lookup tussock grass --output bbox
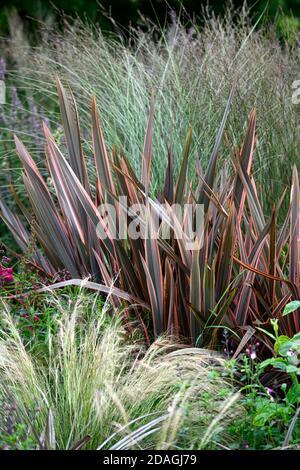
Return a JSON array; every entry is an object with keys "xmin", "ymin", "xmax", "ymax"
[{"xmin": 0, "ymin": 291, "xmax": 242, "ymax": 450}]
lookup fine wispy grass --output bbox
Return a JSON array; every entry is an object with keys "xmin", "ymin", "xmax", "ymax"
[
  {"xmin": 0, "ymin": 290, "xmax": 242, "ymax": 450},
  {"xmin": 4, "ymin": 4, "xmax": 300, "ymax": 213}
]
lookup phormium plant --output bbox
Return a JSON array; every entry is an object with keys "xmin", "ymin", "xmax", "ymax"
[{"xmin": 0, "ymin": 79, "xmax": 299, "ymax": 350}]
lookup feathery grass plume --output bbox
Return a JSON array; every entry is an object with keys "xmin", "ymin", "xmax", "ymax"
[
  {"xmin": 5, "ymin": 4, "xmax": 300, "ymax": 213},
  {"xmin": 0, "ymin": 292, "xmax": 242, "ymax": 450}
]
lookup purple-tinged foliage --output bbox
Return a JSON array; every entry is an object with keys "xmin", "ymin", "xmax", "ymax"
[{"xmin": 0, "ymin": 79, "xmax": 299, "ymax": 351}]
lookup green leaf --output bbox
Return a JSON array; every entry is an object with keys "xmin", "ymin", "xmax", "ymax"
[
  {"xmin": 278, "ymin": 363, "xmax": 298, "ymax": 373},
  {"xmin": 274, "ymin": 335, "xmax": 290, "ymax": 355},
  {"xmin": 259, "ymin": 357, "xmax": 286, "ymax": 370},
  {"xmin": 256, "ymin": 327, "xmax": 276, "ymax": 342},
  {"xmin": 258, "ymin": 358, "xmax": 299, "ymax": 374},
  {"xmin": 278, "ymin": 337, "xmax": 300, "ymax": 356},
  {"xmin": 270, "ymin": 318, "xmax": 279, "ymax": 337},
  {"xmin": 285, "ymin": 365, "xmax": 300, "ymax": 374},
  {"xmin": 283, "ymin": 301, "xmax": 300, "ymax": 316}
]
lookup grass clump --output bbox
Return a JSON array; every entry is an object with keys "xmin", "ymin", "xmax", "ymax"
[
  {"xmin": 5, "ymin": 5, "xmax": 300, "ymax": 212},
  {"xmin": 0, "ymin": 290, "xmax": 242, "ymax": 450}
]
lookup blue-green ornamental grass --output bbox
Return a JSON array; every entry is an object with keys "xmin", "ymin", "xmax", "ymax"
[{"xmin": 3, "ymin": 6, "xmax": 300, "ymax": 215}]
